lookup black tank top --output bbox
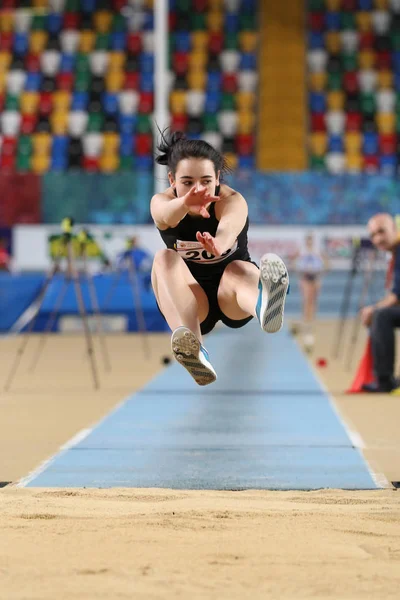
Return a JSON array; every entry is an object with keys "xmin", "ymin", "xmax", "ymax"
[{"xmin": 158, "ymin": 189, "xmax": 251, "ymax": 279}]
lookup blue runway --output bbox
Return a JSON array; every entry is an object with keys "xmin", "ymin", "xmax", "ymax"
[{"xmin": 23, "ymin": 323, "xmax": 381, "ymax": 489}]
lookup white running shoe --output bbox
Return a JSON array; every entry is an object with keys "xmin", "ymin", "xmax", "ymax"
[
  {"xmin": 171, "ymin": 326, "xmax": 217, "ymax": 386},
  {"xmin": 256, "ymin": 253, "xmax": 289, "ymax": 333}
]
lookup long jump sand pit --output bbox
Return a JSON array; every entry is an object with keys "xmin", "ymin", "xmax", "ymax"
[
  {"xmin": 1, "ymin": 323, "xmax": 400, "ymax": 598},
  {"xmin": 1, "ymin": 487, "xmax": 399, "ymax": 599}
]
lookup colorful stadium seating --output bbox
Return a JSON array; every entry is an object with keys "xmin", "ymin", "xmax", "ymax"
[
  {"xmin": 308, "ymin": 0, "xmax": 400, "ymax": 174},
  {"xmin": 0, "ymin": 0, "xmax": 257, "ymax": 173}
]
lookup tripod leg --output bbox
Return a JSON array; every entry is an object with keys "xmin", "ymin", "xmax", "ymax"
[
  {"xmin": 3, "ymin": 262, "xmax": 59, "ymax": 391},
  {"xmin": 29, "ymin": 277, "xmax": 69, "ymax": 372},
  {"xmin": 67, "ymin": 242, "xmax": 100, "ymax": 389},
  {"xmin": 127, "ymin": 256, "xmax": 151, "ymax": 359},
  {"xmin": 345, "ymin": 250, "xmax": 375, "ymax": 370},
  {"xmin": 83, "ymin": 253, "xmax": 111, "ymax": 372},
  {"xmin": 332, "ymin": 264, "xmax": 356, "ymax": 359}
]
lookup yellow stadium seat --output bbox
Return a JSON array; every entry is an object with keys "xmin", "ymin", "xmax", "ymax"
[
  {"xmin": 237, "ymin": 111, "xmax": 256, "ymax": 135},
  {"xmin": 20, "ymin": 91, "xmax": 39, "ymax": 114},
  {"xmin": 108, "ymin": 51, "xmax": 125, "ymax": 71},
  {"xmin": 378, "ymin": 69, "xmax": 393, "ymax": 89},
  {"xmin": 33, "ymin": 0, "xmax": 48, "ymax": 7},
  {"xmin": 191, "ymin": 31, "xmax": 209, "ymax": 51},
  {"xmin": 32, "ymin": 132, "xmax": 52, "ymax": 154},
  {"xmin": 170, "ymin": 90, "xmax": 187, "ymax": 114},
  {"xmin": 327, "ymin": 90, "xmax": 345, "ymax": 110},
  {"xmin": 0, "ymin": 71, "xmax": 6, "ymax": 93},
  {"xmin": 0, "ymin": 11, "xmax": 14, "ymax": 32},
  {"xmin": 310, "ymin": 132, "xmax": 327, "ymax": 157},
  {"xmin": 207, "ymin": 10, "xmax": 224, "ymax": 32},
  {"xmin": 31, "ymin": 153, "xmax": 50, "ymax": 174},
  {"xmin": 105, "ymin": 70, "xmax": 124, "ymax": 92},
  {"xmin": 100, "ymin": 152, "xmax": 119, "ymax": 173},
  {"xmin": 346, "ymin": 152, "xmax": 363, "ymax": 173},
  {"xmin": 188, "ymin": 51, "xmax": 208, "ymax": 71},
  {"xmin": 209, "ymin": 0, "xmax": 224, "ymax": 7},
  {"xmin": 103, "ymin": 132, "xmax": 120, "ymax": 153},
  {"xmin": 325, "ymin": 32, "xmax": 340, "ymax": 55},
  {"xmin": 376, "ymin": 112, "xmax": 396, "ymax": 133},
  {"xmin": 79, "ymin": 30, "xmax": 95, "ymax": 53},
  {"xmin": 0, "ymin": 51, "xmax": 11, "ymax": 71},
  {"xmin": 326, "ymin": 0, "xmax": 341, "ymax": 9},
  {"xmin": 30, "ymin": 31, "xmax": 48, "ymax": 54},
  {"xmin": 224, "ymin": 152, "xmax": 238, "ymax": 171},
  {"xmin": 187, "ymin": 69, "xmax": 206, "ymax": 90},
  {"xmin": 145, "ymin": 0, "xmax": 154, "ymax": 7},
  {"xmin": 239, "ymin": 32, "xmax": 258, "ymax": 53},
  {"xmin": 94, "ymin": 11, "xmax": 112, "ymax": 33},
  {"xmin": 356, "ymin": 12, "xmax": 372, "ymax": 32},
  {"xmin": 309, "ymin": 72, "xmax": 327, "ymax": 92},
  {"xmin": 50, "ymin": 110, "xmax": 68, "ymax": 135},
  {"xmin": 359, "ymin": 50, "xmax": 376, "ymax": 69},
  {"xmin": 374, "ymin": 0, "xmax": 388, "ymax": 8},
  {"xmin": 345, "ymin": 132, "xmax": 362, "ymax": 153},
  {"xmin": 236, "ymin": 91, "xmax": 256, "ymax": 111},
  {"xmin": 52, "ymin": 91, "xmax": 71, "ymax": 112}
]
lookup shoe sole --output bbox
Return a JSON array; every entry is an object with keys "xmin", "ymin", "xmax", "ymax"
[
  {"xmin": 258, "ymin": 253, "xmax": 289, "ymax": 333},
  {"xmin": 171, "ymin": 327, "xmax": 217, "ymax": 386}
]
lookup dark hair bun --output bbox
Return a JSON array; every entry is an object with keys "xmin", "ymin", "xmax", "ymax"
[{"xmin": 155, "ymin": 129, "xmax": 186, "ymax": 166}]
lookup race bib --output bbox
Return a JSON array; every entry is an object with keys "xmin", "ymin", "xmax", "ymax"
[{"xmin": 176, "ymin": 239, "xmax": 238, "ymax": 264}]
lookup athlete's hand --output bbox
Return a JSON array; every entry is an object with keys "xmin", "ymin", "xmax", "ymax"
[
  {"xmin": 196, "ymin": 231, "xmax": 222, "ymax": 257},
  {"xmin": 360, "ymin": 305, "xmax": 375, "ymax": 327},
  {"xmin": 182, "ymin": 186, "xmax": 220, "ymax": 218}
]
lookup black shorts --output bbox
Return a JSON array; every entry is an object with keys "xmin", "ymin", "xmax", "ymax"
[
  {"xmin": 156, "ymin": 260, "xmax": 258, "ymax": 336},
  {"xmin": 301, "ymin": 273, "xmax": 319, "ymax": 283}
]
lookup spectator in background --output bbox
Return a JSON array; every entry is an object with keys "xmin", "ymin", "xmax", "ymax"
[
  {"xmin": 361, "ymin": 213, "xmax": 400, "ymax": 392},
  {"xmin": 116, "ymin": 236, "xmax": 153, "ymax": 289},
  {"xmin": 293, "ymin": 232, "xmax": 328, "ymax": 352},
  {"xmin": 0, "ymin": 237, "xmax": 10, "ymax": 272}
]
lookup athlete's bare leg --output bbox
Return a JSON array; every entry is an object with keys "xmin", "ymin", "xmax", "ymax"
[
  {"xmin": 218, "ymin": 255, "xmax": 289, "ymax": 333},
  {"xmin": 217, "ymin": 260, "xmax": 260, "ymax": 320},
  {"xmin": 151, "ymin": 249, "xmax": 209, "ymax": 341}
]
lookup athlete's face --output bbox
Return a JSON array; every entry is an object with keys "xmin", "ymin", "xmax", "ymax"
[{"xmin": 169, "ymin": 158, "xmax": 220, "ymax": 200}]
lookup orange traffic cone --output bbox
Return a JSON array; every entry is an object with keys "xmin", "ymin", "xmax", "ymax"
[{"xmin": 346, "ymin": 337, "xmax": 375, "ymax": 393}]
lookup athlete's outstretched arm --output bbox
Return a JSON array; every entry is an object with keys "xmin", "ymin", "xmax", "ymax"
[{"xmin": 151, "ymin": 186, "xmax": 220, "ymax": 229}]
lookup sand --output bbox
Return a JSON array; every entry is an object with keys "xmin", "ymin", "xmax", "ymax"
[
  {"xmin": 1, "ymin": 323, "xmax": 400, "ymax": 599},
  {"xmin": 1, "ymin": 488, "xmax": 399, "ymax": 599}
]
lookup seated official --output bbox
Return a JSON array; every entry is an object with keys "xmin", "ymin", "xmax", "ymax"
[{"xmin": 361, "ymin": 213, "xmax": 400, "ymax": 393}]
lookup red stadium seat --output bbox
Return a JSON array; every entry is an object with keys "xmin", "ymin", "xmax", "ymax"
[
  {"xmin": 364, "ymin": 155, "xmax": 379, "ymax": 173},
  {"xmin": 376, "ymin": 51, "xmax": 392, "ymax": 70},
  {"xmin": 25, "ymin": 53, "xmax": 41, "ymax": 72},
  {"xmin": 343, "ymin": 71, "xmax": 359, "ymax": 94},
  {"xmin": 360, "ymin": 31, "xmax": 375, "ymax": 50},
  {"xmin": 21, "ymin": 114, "xmax": 38, "ymax": 135},
  {"xmin": 209, "ymin": 32, "xmax": 224, "ymax": 55},
  {"xmin": 171, "ymin": 113, "xmax": 188, "ymax": 131},
  {"xmin": 0, "ymin": 154, "xmax": 16, "ymax": 170},
  {"xmin": 136, "ymin": 133, "xmax": 152, "ymax": 156},
  {"xmin": 309, "ymin": 12, "xmax": 325, "ymax": 31},
  {"xmin": 346, "ymin": 111, "xmax": 362, "ymax": 131},
  {"xmin": 222, "ymin": 73, "xmax": 238, "ymax": 94},
  {"xmin": 311, "ymin": 113, "xmax": 326, "ymax": 132},
  {"xmin": 0, "ymin": 32, "xmax": 13, "ymax": 51},
  {"xmin": 82, "ymin": 156, "xmax": 100, "ymax": 171},
  {"xmin": 124, "ymin": 71, "xmax": 140, "ymax": 90},
  {"xmin": 127, "ymin": 33, "xmax": 142, "ymax": 54},
  {"xmin": 63, "ymin": 12, "xmax": 81, "ymax": 29},
  {"xmin": 139, "ymin": 91, "xmax": 154, "ymax": 113},
  {"xmin": 57, "ymin": 72, "xmax": 75, "ymax": 91},
  {"xmin": 235, "ymin": 133, "xmax": 254, "ymax": 156},
  {"xmin": 39, "ymin": 92, "xmax": 53, "ymax": 117},
  {"xmin": 379, "ymin": 133, "xmax": 396, "ymax": 154},
  {"xmin": 172, "ymin": 51, "xmax": 189, "ymax": 76}
]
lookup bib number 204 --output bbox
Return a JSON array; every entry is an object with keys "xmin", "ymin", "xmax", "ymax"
[{"xmin": 185, "ymin": 248, "xmax": 231, "ymax": 261}]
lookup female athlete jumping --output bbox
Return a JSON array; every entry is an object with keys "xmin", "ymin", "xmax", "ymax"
[{"xmin": 150, "ymin": 131, "xmax": 289, "ymax": 385}]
